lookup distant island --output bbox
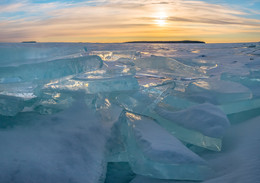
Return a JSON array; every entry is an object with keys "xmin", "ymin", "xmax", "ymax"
[
  {"xmin": 125, "ymin": 41, "xmax": 205, "ymax": 44},
  {"xmin": 21, "ymin": 41, "xmax": 37, "ymax": 43}
]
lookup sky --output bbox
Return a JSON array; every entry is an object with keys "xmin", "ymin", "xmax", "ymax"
[{"xmin": 0, "ymin": 0, "xmax": 259, "ymax": 43}]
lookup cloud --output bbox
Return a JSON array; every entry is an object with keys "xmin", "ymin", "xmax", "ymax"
[{"xmin": 0, "ymin": 0, "xmax": 259, "ymax": 42}]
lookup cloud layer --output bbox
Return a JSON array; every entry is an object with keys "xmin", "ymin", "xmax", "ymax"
[{"xmin": 0, "ymin": 0, "xmax": 259, "ymax": 43}]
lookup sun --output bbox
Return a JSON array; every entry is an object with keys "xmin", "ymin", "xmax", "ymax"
[{"xmin": 153, "ymin": 13, "xmax": 168, "ymax": 26}]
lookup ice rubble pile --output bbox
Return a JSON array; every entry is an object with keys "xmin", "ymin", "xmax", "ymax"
[{"xmin": 0, "ymin": 43, "xmax": 259, "ymax": 182}]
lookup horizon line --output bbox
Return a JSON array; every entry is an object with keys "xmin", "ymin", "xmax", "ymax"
[{"xmin": 0, "ymin": 40, "xmax": 259, "ymax": 44}]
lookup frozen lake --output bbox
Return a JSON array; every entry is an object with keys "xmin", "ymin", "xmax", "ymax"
[{"xmin": 0, "ymin": 42, "xmax": 259, "ymax": 183}]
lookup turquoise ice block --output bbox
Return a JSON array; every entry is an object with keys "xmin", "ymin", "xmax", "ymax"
[{"xmin": 120, "ymin": 111, "xmax": 210, "ymax": 180}]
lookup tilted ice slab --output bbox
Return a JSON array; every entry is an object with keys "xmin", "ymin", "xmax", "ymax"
[
  {"xmin": 153, "ymin": 103, "xmax": 230, "ymax": 151},
  {"xmin": 133, "ymin": 56, "xmax": 205, "ymax": 79},
  {"xmin": 33, "ymin": 92, "xmax": 74, "ymax": 115},
  {"xmin": 0, "ymin": 95, "xmax": 25, "ymax": 116},
  {"xmin": 120, "ymin": 111, "xmax": 210, "ymax": 180},
  {"xmin": 116, "ymin": 83, "xmax": 174, "ymax": 116},
  {"xmin": 0, "ymin": 53, "xmax": 102, "ymax": 115},
  {"xmin": 159, "ymin": 94, "xmax": 197, "ymax": 111},
  {"xmin": 160, "ymin": 93, "xmax": 260, "ymax": 116},
  {"xmin": 0, "ymin": 55, "xmax": 102, "ymax": 83},
  {"xmin": 135, "ymin": 74, "xmax": 174, "ymax": 89},
  {"xmin": 218, "ymin": 98, "xmax": 260, "ymax": 115},
  {"xmin": 185, "ymin": 79, "xmax": 252, "ymax": 104},
  {"xmin": 0, "ymin": 43, "xmax": 88, "ymax": 67},
  {"xmin": 116, "ymin": 92, "xmax": 154, "ymax": 116},
  {"xmin": 85, "ymin": 94, "xmax": 123, "ymax": 126},
  {"xmin": 0, "ymin": 82, "xmax": 38, "ymax": 99},
  {"xmin": 43, "ymin": 75, "xmax": 139, "ymax": 94},
  {"xmin": 106, "ymin": 119, "xmax": 128, "ymax": 163},
  {"xmin": 116, "ymin": 74, "xmax": 175, "ymax": 115},
  {"xmin": 111, "ymin": 78, "xmax": 175, "ymax": 162},
  {"xmin": 84, "ymin": 94, "xmax": 126, "ymax": 163},
  {"xmin": 0, "ymin": 54, "xmax": 102, "ymax": 116},
  {"xmin": 0, "ymin": 82, "xmax": 38, "ymax": 116},
  {"xmin": 0, "ymin": 82, "xmax": 76, "ymax": 116}
]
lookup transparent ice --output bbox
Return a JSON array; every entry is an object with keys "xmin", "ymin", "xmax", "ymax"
[{"xmin": 0, "ymin": 42, "xmax": 259, "ymax": 183}]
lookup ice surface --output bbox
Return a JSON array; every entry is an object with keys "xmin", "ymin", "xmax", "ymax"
[
  {"xmin": 120, "ymin": 111, "xmax": 210, "ymax": 180},
  {"xmin": 185, "ymin": 79, "xmax": 252, "ymax": 104}
]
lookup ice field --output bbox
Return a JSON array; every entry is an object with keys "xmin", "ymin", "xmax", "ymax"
[{"xmin": 0, "ymin": 42, "xmax": 259, "ymax": 183}]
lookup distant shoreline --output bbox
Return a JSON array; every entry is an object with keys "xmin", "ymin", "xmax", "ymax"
[
  {"xmin": 21, "ymin": 41, "xmax": 37, "ymax": 43},
  {"xmin": 125, "ymin": 41, "xmax": 205, "ymax": 44}
]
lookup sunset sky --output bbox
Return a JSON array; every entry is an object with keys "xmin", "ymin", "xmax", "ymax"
[{"xmin": 0, "ymin": 0, "xmax": 259, "ymax": 43}]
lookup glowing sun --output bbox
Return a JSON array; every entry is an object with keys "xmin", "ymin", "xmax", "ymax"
[{"xmin": 154, "ymin": 14, "xmax": 168, "ymax": 26}]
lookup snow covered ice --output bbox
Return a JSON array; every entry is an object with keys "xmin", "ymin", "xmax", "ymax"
[{"xmin": 0, "ymin": 42, "xmax": 260, "ymax": 183}]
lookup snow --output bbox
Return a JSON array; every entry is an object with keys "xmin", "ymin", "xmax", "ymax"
[{"xmin": 0, "ymin": 99, "xmax": 109, "ymax": 183}]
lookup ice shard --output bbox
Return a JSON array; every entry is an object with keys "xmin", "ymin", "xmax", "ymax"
[
  {"xmin": 0, "ymin": 55, "xmax": 103, "ymax": 83},
  {"xmin": 0, "ymin": 82, "xmax": 38, "ymax": 116},
  {"xmin": 0, "ymin": 82, "xmax": 38, "ymax": 99},
  {"xmin": 159, "ymin": 94, "xmax": 197, "ymax": 111},
  {"xmin": 33, "ymin": 92, "xmax": 74, "ymax": 115},
  {"xmin": 221, "ymin": 72, "xmax": 260, "ymax": 98},
  {"xmin": 185, "ymin": 79, "xmax": 252, "ymax": 104},
  {"xmin": 106, "ymin": 120, "xmax": 128, "ymax": 163},
  {"xmin": 0, "ymin": 43, "xmax": 88, "ymax": 67},
  {"xmin": 153, "ymin": 103, "xmax": 230, "ymax": 151},
  {"xmin": 219, "ymin": 98, "xmax": 260, "ymax": 115},
  {"xmin": 120, "ymin": 111, "xmax": 210, "ymax": 180},
  {"xmin": 89, "ymin": 50, "xmax": 141, "ymax": 61},
  {"xmin": 0, "ymin": 95, "xmax": 25, "ymax": 116},
  {"xmin": 116, "ymin": 74, "xmax": 175, "ymax": 115},
  {"xmin": 43, "ymin": 75, "xmax": 139, "ymax": 94},
  {"xmin": 133, "ymin": 56, "xmax": 205, "ymax": 79}
]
